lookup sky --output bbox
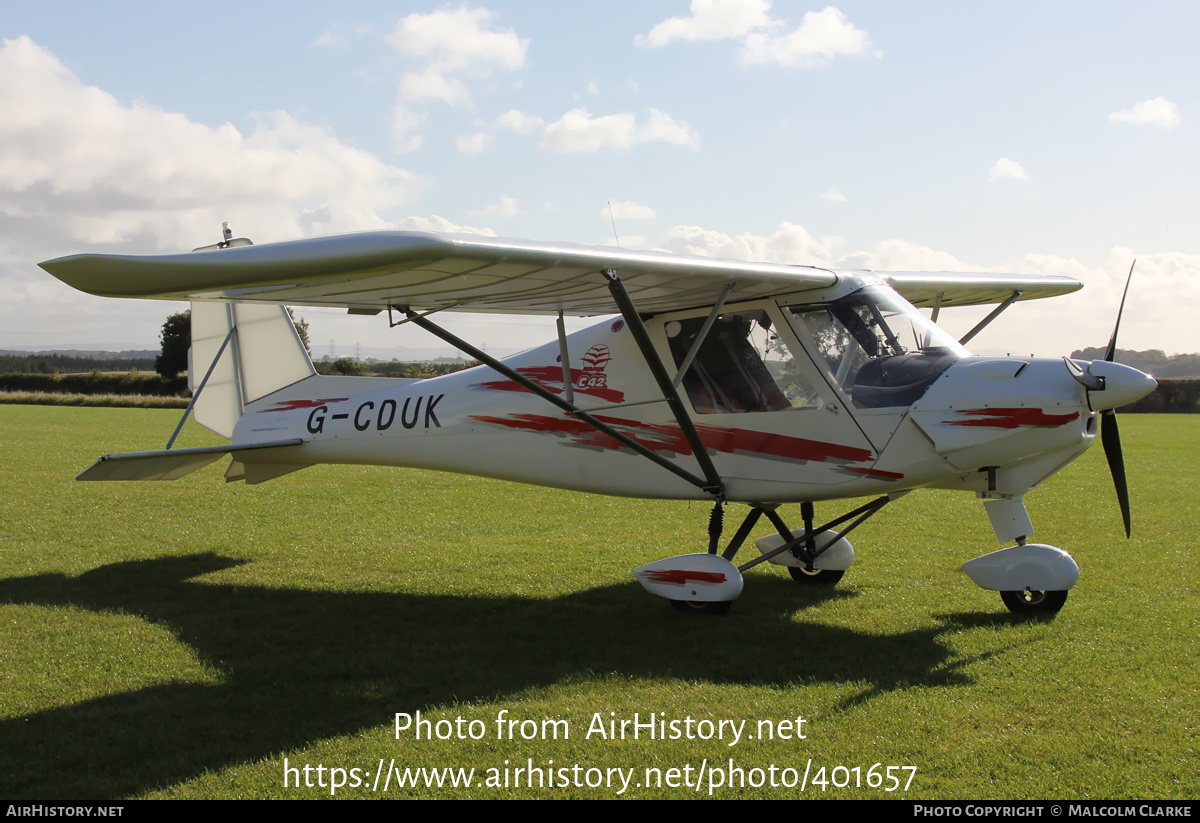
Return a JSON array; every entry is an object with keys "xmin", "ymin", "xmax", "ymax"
[{"xmin": 2, "ymin": 1, "xmax": 1197, "ymax": 361}]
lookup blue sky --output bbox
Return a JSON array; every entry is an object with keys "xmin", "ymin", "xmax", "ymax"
[{"xmin": 2, "ymin": 2, "xmax": 1196, "ymax": 360}]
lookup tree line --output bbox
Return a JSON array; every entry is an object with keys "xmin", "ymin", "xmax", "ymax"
[{"xmin": 0, "ymin": 353, "xmax": 157, "ymax": 374}]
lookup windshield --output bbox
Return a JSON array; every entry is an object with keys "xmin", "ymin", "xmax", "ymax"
[{"xmin": 787, "ymin": 287, "xmax": 968, "ymax": 409}]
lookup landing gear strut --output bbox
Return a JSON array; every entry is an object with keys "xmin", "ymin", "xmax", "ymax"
[{"xmin": 636, "ymin": 494, "xmax": 902, "ymax": 614}]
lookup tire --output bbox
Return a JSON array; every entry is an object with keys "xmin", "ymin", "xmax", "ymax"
[
  {"xmin": 670, "ymin": 599, "xmax": 732, "ymax": 615},
  {"xmin": 1000, "ymin": 589, "xmax": 1068, "ymax": 614},
  {"xmin": 788, "ymin": 566, "xmax": 845, "ymax": 585}
]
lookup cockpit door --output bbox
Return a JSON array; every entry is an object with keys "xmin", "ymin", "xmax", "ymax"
[
  {"xmin": 655, "ymin": 302, "xmax": 879, "ymax": 495},
  {"xmin": 780, "ymin": 285, "xmax": 970, "ymax": 452}
]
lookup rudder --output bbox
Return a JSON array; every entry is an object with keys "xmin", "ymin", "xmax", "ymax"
[{"xmin": 190, "ymin": 302, "xmax": 316, "ymax": 438}]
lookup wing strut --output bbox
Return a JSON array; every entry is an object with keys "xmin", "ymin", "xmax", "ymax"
[
  {"xmin": 556, "ymin": 310, "xmax": 574, "ymax": 405},
  {"xmin": 958, "ymin": 290, "xmax": 1022, "ymax": 346},
  {"xmin": 601, "ymin": 269, "xmax": 724, "ymax": 497},
  {"xmin": 672, "ymin": 282, "xmax": 735, "ymax": 388},
  {"xmin": 398, "ymin": 306, "xmax": 718, "ymax": 495}
]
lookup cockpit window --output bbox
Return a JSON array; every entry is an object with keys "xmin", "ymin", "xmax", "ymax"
[
  {"xmin": 666, "ymin": 310, "xmax": 824, "ymax": 414},
  {"xmin": 787, "ymin": 287, "xmax": 968, "ymax": 409}
]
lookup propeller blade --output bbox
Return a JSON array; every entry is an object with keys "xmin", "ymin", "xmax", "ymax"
[
  {"xmin": 1100, "ymin": 408, "xmax": 1131, "ymax": 538},
  {"xmin": 1104, "ymin": 260, "xmax": 1135, "ymax": 363}
]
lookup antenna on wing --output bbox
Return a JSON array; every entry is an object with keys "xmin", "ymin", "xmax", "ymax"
[
  {"xmin": 192, "ymin": 221, "xmax": 252, "ymax": 252},
  {"xmin": 607, "ymin": 201, "xmax": 621, "ymax": 248}
]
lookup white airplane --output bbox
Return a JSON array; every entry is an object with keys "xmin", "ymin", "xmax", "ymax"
[{"xmin": 39, "ymin": 230, "xmax": 1156, "ymax": 615}]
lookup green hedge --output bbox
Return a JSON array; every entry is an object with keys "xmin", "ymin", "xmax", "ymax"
[{"xmin": 0, "ymin": 372, "xmax": 189, "ymax": 397}]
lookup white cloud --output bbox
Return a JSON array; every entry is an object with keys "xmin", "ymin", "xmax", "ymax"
[
  {"xmin": 494, "ymin": 108, "xmax": 544, "ymax": 134},
  {"xmin": 834, "ymin": 239, "xmax": 996, "ymax": 272},
  {"xmin": 603, "ymin": 201, "xmax": 657, "ymax": 220},
  {"xmin": 1108, "ymin": 97, "xmax": 1181, "ymax": 129},
  {"xmin": 638, "ymin": 109, "xmax": 701, "ymax": 147},
  {"xmin": 468, "ymin": 195, "xmax": 519, "ymax": 218},
  {"xmin": 456, "ymin": 133, "xmax": 492, "ymax": 154},
  {"xmin": 386, "ymin": 7, "xmax": 529, "ymax": 149},
  {"xmin": 0, "ymin": 36, "xmax": 422, "ymax": 255},
  {"xmin": 636, "ymin": 0, "xmax": 773, "ymax": 47},
  {"xmin": 399, "ymin": 71, "xmax": 472, "ymax": 106},
  {"xmin": 987, "ymin": 157, "xmax": 1030, "ymax": 183},
  {"xmin": 820, "ymin": 187, "xmax": 847, "ymax": 202},
  {"xmin": 387, "ymin": 7, "xmax": 527, "ymax": 75},
  {"xmin": 541, "ymin": 108, "xmax": 698, "ymax": 152},
  {"xmin": 585, "ymin": 81, "xmax": 600, "ymax": 96},
  {"xmin": 542, "ymin": 110, "xmax": 636, "ymax": 152},
  {"xmin": 660, "ymin": 222, "xmax": 834, "ymax": 266},
  {"xmin": 740, "ymin": 7, "xmax": 872, "ymax": 68},
  {"xmin": 638, "ymin": 3, "xmax": 872, "ymax": 70},
  {"xmin": 393, "ymin": 215, "xmax": 497, "ymax": 236},
  {"xmin": 391, "ymin": 104, "xmax": 426, "ymax": 152}
]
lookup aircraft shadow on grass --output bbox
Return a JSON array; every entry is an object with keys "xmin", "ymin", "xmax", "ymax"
[{"xmin": 1, "ymin": 553, "xmax": 1011, "ymax": 798}]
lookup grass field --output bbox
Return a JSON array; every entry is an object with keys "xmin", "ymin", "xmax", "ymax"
[{"xmin": 1, "ymin": 405, "xmax": 1195, "ymax": 799}]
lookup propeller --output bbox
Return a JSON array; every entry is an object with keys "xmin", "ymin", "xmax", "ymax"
[
  {"xmin": 1098, "ymin": 262, "xmax": 1135, "ymax": 538},
  {"xmin": 1064, "ymin": 261, "xmax": 1142, "ymax": 537}
]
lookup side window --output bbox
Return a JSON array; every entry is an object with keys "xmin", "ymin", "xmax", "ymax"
[{"xmin": 665, "ymin": 310, "xmax": 824, "ymax": 414}]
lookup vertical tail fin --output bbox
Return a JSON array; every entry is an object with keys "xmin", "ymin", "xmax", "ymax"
[{"xmin": 189, "ymin": 303, "xmax": 316, "ymax": 438}]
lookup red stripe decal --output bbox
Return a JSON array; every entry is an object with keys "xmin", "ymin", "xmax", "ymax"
[
  {"xmin": 642, "ymin": 570, "xmax": 727, "ymax": 585},
  {"xmin": 946, "ymin": 408, "xmax": 1080, "ymax": 429},
  {"xmin": 840, "ymin": 466, "xmax": 905, "ymax": 480},
  {"xmin": 260, "ymin": 397, "xmax": 349, "ymax": 412},
  {"xmin": 476, "ymin": 366, "xmax": 625, "ymax": 403},
  {"xmin": 468, "ymin": 413, "xmax": 879, "ymax": 468}
]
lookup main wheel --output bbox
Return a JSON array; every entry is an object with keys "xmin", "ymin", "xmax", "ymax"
[
  {"xmin": 1000, "ymin": 589, "xmax": 1067, "ymax": 614},
  {"xmin": 788, "ymin": 566, "xmax": 845, "ymax": 585},
  {"xmin": 670, "ymin": 599, "xmax": 732, "ymax": 615}
]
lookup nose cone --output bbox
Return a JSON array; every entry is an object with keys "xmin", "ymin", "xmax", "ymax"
[{"xmin": 1086, "ymin": 360, "xmax": 1157, "ymax": 411}]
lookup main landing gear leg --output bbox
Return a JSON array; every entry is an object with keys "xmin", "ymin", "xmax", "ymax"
[
  {"xmin": 635, "ymin": 495, "xmax": 900, "ymax": 615},
  {"xmin": 735, "ymin": 495, "xmax": 896, "ymax": 585}
]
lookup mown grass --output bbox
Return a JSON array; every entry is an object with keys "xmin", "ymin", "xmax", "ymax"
[
  {"xmin": 0, "ymin": 391, "xmax": 189, "ymax": 408},
  {"xmin": 0, "ymin": 406, "xmax": 1195, "ymax": 799}
]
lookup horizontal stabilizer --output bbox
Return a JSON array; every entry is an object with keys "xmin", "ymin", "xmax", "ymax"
[{"xmin": 77, "ymin": 439, "xmax": 304, "ymax": 481}]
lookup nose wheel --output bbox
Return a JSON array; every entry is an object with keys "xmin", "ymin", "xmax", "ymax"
[
  {"xmin": 788, "ymin": 566, "xmax": 845, "ymax": 585},
  {"xmin": 1000, "ymin": 589, "xmax": 1068, "ymax": 614},
  {"xmin": 670, "ymin": 599, "xmax": 732, "ymax": 615}
]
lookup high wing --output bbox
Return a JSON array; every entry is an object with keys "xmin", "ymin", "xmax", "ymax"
[
  {"xmin": 39, "ymin": 230, "xmax": 1080, "ymax": 314},
  {"xmin": 879, "ymin": 271, "xmax": 1080, "ymax": 308}
]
